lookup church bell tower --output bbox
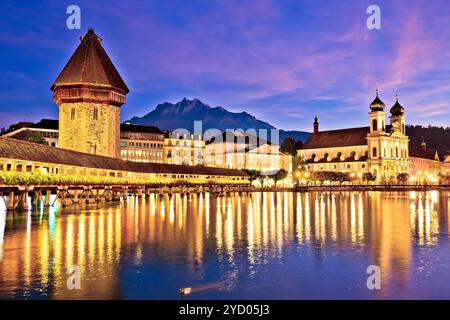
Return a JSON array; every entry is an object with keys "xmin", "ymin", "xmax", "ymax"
[{"xmin": 51, "ymin": 29, "xmax": 129, "ymax": 158}]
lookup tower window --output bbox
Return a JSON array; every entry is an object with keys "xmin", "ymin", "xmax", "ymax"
[
  {"xmin": 71, "ymin": 108, "xmax": 76, "ymax": 120},
  {"xmin": 372, "ymin": 147, "xmax": 377, "ymax": 158},
  {"xmin": 93, "ymin": 107, "xmax": 99, "ymax": 120},
  {"xmin": 372, "ymin": 119, "xmax": 378, "ymax": 131}
]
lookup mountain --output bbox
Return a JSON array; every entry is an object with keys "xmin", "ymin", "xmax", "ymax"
[{"xmin": 128, "ymin": 98, "xmax": 311, "ymax": 142}]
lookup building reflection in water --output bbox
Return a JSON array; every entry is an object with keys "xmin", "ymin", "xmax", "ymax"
[{"xmin": 0, "ymin": 190, "xmax": 448, "ymax": 299}]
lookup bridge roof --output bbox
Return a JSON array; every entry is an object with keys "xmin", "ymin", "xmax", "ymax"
[{"xmin": 0, "ymin": 138, "xmax": 247, "ymax": 177}]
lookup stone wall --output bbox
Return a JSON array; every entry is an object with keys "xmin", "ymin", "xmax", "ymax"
[{"xmin": 59, "ymin": 102, "xmax": 120, "ymax": 158}]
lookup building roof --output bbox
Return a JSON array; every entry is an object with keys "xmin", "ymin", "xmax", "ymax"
[
  {"xmin": 120, "ymin": 123, "xmax": 163, "ymax": 134},
  {"xmin": 301, "ymin": 127, "xmax": 370, "ymax": 150},
  {"xmin": 0, "ymin": 138, "xmax": 247, "ymax": 177},
  {"xmin": 50, "ymin": 29, "xmax": 129, "ymax": 94},
  {"xmin": 31, "ymin": 119, "xmax": 59, "ymax": 130},
  {"xmin": 0, "ymin": 122, "xmax": 34, "ymax": 136},
  {"xmin": 409, "ymin": 148, "xmax": 441, "ymax": 161}
]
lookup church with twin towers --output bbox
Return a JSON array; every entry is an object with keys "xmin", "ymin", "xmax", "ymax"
[{"xmin": 298, "ymin": 90, "xmax": 410, "ymax": 180}]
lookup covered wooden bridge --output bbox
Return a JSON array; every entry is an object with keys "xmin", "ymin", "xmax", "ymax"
[{"xmin": 0, "ymin": 138, "xmax": 250, "ymax": 211}]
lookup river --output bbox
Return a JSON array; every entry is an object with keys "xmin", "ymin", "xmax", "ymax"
[{"xmin": 0, "ymin": 191, "xmax": 449, "ymax": 299}]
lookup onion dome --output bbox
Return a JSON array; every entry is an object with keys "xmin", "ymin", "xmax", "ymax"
[
  {"xmin": 390, "ymin": 95, "xmax": 405, "ymax": 116},
  {"xmin": 369, "ymin": 89, "xmax": 385, "ymax": 112}
]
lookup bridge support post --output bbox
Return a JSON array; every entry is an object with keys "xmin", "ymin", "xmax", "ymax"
[
  {"xmin": 6, "ymin": 191, "xmax": 15, "ymax": 211},
  {"xmin": 45, "ymin": 189, "xmax": 51, "ymax": 206},
  {"xmin": 73, "ymin": 189, "xmax": 79, "ymax": 204},
  {"xmin": 19, "ymin": 191, "xmax": 29, "ymax": 211},
  {"xmin": 31, "ymin": 192, "xmax": 37, "ymax": 207}
]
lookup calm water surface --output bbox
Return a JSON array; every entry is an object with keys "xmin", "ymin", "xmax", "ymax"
[{"xmin": 0, "ymin": 191, "xmax": 449, "ymax": 299}]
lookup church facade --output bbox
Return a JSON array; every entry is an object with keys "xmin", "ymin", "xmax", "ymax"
[{"xmin": 298, "ymin": 91, "xmax": 410, "ymax": 181}]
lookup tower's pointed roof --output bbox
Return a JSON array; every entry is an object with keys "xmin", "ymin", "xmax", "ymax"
[{"xmin": 51, "ymin": 29, "xmax": 129, "ymax": 93}]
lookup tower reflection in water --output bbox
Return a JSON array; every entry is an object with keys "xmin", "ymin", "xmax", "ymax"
[{"xmin": 0, "ymin": 191, "xmax": 448, "ymax": 299}]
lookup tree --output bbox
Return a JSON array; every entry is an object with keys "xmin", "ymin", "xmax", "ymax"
[
  {"xmin": 257, "ymin": 174, "xmax": 266, "ymax": 188},
  {"xmin": 11, "ymin": 130, "xmax": 47, "ymax": 144},
  {"xmin": 362, "ymin": 173, "xmax": 377, "ymax": 184},
  {"xmin": 294, "ymin": 140, "xmax": 303, "ymax": 150},
  {"xmin": 241, "ymin": 169, "xmax": 260, "ymax": 184},
  {"xmin": 396, "ymin": 173, "xmax": 409, "ymax": 185},
  {"xmin": 280, "ymin": 137, "xmax": 296, "ymax": 156},
  {"xmin": 272, "ymin": 169, "xmax": 288, "ymax": 186}
]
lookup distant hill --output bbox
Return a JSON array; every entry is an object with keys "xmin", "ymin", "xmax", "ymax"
[
  {"xmin": 407, "ymin": 125, "xmax": 450, "ymax": 157},
  {"xmin": 128, "ymin": 98, "xmax": 311, "ymax": 143}
]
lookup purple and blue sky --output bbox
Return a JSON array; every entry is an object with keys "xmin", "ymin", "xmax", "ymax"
[{"xmin": 1, "ymin": 0, "xmax": 450, "ymax": 131}]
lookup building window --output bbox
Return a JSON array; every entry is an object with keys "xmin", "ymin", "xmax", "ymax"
[
  {"xmin": 372, "ymin": 147, "xmax": 377, "ymax": 158},
  {"xmin": 71, "ymin": 108, "xmax": 76, "ymax": 120},
  {"xmin": 372, "ymin": 119, "xmax": 378, "ymax": 131}
]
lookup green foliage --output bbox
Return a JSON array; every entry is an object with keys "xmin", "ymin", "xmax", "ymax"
[
  {"xmin": 280, "ymin": 137, "xmax": 296, "ymax": 156},
  {"xmin": 11, "ymin": 130, "xmax": 48, "ymax": 145},
  {"xmin": 272, "ymin": 169, "xmax": 288, "ymax": 186},
  {"xmin": 396, "ymin": 173, "xmax": 410, "ymax": 184},
  {"xmin": 280, "ymin": 137, "xmax": 303, "ymax": 156},
  {"xmin": 362, "ymin": 172, "xmax": 377, "ymax": 182},
  {"xmin": 0, "ymin": 171, "xmax": 248, "ymax": 187},
  {"xmin": 310, "ymin": 171, "xmax": 355, "ymax": 184},
  {"xmin": 257, "ymin": 174, "xmax": 266, "ymax": 187},
  {"xmin": 407, "ymin": 125, "xmax": 450, "ymax": 155},
  {"xmin": 241, "ymin": 169, "xmax": 261, "ymax": 182}
]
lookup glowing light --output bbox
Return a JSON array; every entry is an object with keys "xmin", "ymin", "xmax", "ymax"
[{"xmin": 180, "ymin": 287, "xmax": 192, "ymax": 295}]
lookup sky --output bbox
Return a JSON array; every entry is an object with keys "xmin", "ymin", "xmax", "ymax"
[{"xmin": 1, "ymin": 0, "xmax": 450, "ymax": 132}]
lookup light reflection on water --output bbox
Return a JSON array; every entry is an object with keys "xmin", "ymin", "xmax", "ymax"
[{"xmin": 0, "ymin": 191, "xmax": 449, "ymax": 299}]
